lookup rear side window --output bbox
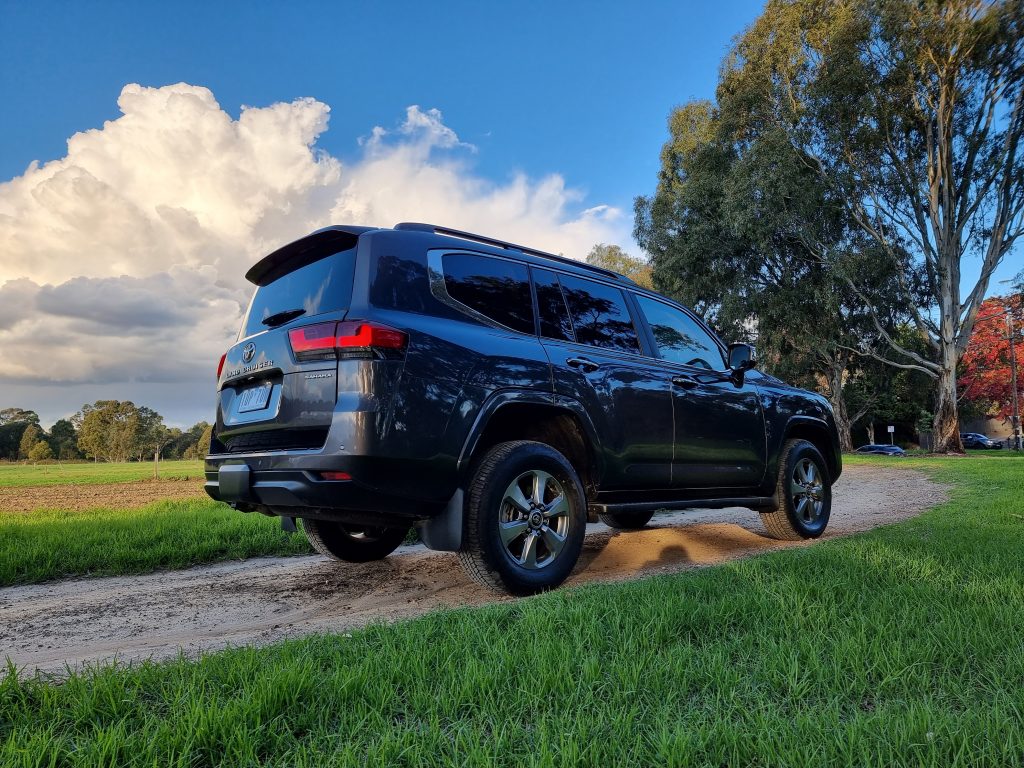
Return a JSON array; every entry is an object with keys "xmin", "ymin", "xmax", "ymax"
[
  {"xmin": 533, "ymin": 268, "xmax": 574, "ymax": 342},
  {"xmin": 557, "ymin": 274, "xmax": 640, "ymax": 353},
  {"xmin": 241, "ymin": 247, "xmax": 356, "ymax": 339},
  {"xmin": 441, "ymin": 253, "xmax": 534, "ymax": 334},
  {"xmin": 635, "ymin": 295, "xmax": 724, "ymax": 370},
  {"xmin": 370, "ymin": 254, "xmax": 432, "ymax": 314}
]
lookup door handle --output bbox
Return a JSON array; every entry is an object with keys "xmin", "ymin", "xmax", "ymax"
[
  {"xmin": 567, "ymin": 356, "xmax": 600, "ymax": 373},
  {"xmin": 672, "ymin": 374, "xmax": 699, "ymax": 389}
]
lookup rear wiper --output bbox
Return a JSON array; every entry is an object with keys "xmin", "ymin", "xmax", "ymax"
[{"xmin": 261, "ymin": 308, "xmax": 306, "ymax": 327}]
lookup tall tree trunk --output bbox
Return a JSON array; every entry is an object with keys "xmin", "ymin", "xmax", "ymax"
[
  {"xmin": 932, "ymin": 360, "xmax": 964, "ymax": 453},
  {"xmin": 866, "ymin": 422, "xmax": 875, "ymax": 444},
  {"xmin": 825, "ymin": 362, "xmax": 854, "ymax": 453},
  {"xmin": 831, "ymin": 391, "xmax": 854, "ymax": 453}
]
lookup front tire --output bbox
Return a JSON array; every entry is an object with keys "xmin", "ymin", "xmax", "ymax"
[
  {"xmin": 301, "ymin": 519, "xmax": 409, "ymax": 562},
  {"xmin": 760, "ymin": 439, "xmax": 831, "ymax": 541},
  {"xmin": 458, "ymin": 440, "xmax": 587, "ymax": 596}
]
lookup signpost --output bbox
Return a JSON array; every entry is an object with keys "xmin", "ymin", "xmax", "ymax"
[{"xmin": 888, "ymin": 425, "xmax": 895, "ymax": 445}]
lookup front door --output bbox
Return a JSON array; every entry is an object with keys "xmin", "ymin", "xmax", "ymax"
[{"xmin": 632, "ymin": 294, "xmax": 767, "ymax": 489}]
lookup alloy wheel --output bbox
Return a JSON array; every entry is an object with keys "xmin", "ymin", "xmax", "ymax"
[
  {"xmin": 498, "ymin": 470, "xmax": 570, "ymax": 569},
  {"xmin": 790, "ymin": 458, "xmax": 825, "ymax": 524}
]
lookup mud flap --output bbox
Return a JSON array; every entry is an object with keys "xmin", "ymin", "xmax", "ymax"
[
  {"xmin": 281, "ymin": 516, "xmax": 297, "ymax": 532},
  {"xmin": 419, "ymin": 489, "xmax": 463, "ymax": 552}
]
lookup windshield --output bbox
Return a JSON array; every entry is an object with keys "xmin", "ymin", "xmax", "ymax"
[{"xmin": 239, "ymin": 247, "xmax": 356, "ymax": 339}]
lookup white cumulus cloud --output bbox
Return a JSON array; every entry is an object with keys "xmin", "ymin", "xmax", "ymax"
[{"xmin": 0, "ymin": 82, "xmax": 630, "ymax": 425}]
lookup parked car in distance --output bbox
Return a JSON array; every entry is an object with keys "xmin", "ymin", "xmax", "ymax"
[
  {"xmin": 960, "ymin": 432, "xmax": 1003, "ymax": 449},
  {"xmin": 205, "ymin": 223, "xmax": 842, "ymax": 595},
  {"xmin": 855, "ymin": 444, "xmax": 907, "ymax": 456}
]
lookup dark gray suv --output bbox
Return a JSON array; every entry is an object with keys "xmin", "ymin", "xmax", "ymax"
[{"xmin": 206, "ymin": 223, "xmax": 841, "ymax": 594}]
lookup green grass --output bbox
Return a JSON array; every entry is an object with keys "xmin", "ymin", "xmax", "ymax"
[
  {"xmin": 0, "ymin": 459, "xmax": 204, "ymax": 487},
  {"xmin": 2, "ymin": 455, "xmax": 1023, "ymax": 766},
  {"xmin": 0, "ymin": 498, "xmax": 312, "ymax": 586}
]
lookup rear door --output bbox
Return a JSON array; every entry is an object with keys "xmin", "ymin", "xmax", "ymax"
[
  {"xmin": 215, "ymin": 235, "xmax": 359, "ymax": 452},
  {"xmin": 535, "ymin": 269, "xmax": 674, "ymax": 490},
  {"xmin": 632, "ymin": 294, "xmax": 766, "ymax": 488}
]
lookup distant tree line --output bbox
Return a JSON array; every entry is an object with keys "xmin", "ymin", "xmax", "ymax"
[{"xmin": 0, "ymin": 403, "xmax": 211, "ymax": 462}]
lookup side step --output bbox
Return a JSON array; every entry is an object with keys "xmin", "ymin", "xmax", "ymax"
[{"xmin": 589, "ymin": 496, "xmax": 775, "ymax": 517}]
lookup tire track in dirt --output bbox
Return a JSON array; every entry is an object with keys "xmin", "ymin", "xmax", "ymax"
[{"xmin": 0, "ymin": 465, "xmax": 947, "ymax": 676}]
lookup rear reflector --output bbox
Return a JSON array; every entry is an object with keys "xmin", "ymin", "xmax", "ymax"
[
  {"xmin": 319, "ymin": 471, "xmax": 352, "ymax": 481},
  {"xmin": 289, "ymin": 320, "xmax": 407, "ymax": 362},
  {"xmin": 217, "ymin": 353, "xmax": 227, "ymax": 379}
]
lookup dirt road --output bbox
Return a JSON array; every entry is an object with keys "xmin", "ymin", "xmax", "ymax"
[{"xmin": 1, "ymin": 465, "xmax": 946, "ymax": 676}]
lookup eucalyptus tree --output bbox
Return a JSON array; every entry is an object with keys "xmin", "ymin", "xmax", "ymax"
[
  {"xmin": 585, "ymin": 244, "xmax": 654, "ymax": 289},
  {"xmin": 635, "ymin": 102, "xmax": 903, "ymax": 451},
  {"xmin": 719, "ymin": 0, "xmax": 1024, "ymax": 452}
]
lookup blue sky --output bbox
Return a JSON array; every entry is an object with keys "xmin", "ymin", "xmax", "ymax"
[
  {"xmin": 0, "ymin": 0, "xmax": 1021, "ymax": 429},
  {"xmin": 0, "ymin": 0, "xmax": 763, "ymax": 216}
]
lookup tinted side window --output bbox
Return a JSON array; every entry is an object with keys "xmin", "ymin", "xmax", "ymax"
[
  {"xmin": 533, "ymin": 268, "xmax": 574, "ymax": 342},
  {"xmin": 635, "ymin": 295, "xmax": 724, "ymax": 370},
  {"xmin": 370, "ymin": 254, "xmax": 431, "ymax": 314},
  {"xmin": 557, "ymin": 274, "xmax": 640, "ymax": 353},
  {"xmin": 442, "ymin": 253, "xmax": 535, "ymax": 334}
]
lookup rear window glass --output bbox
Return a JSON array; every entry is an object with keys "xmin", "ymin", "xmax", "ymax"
[
  {"xmin": 557, "ymin": 274, "xmax": 640, "ymax": 353},
  {"xmin": 442, "ymin": 253, "xmax": 535, "ymax": 334},
  {"xmin": 241, "ymin": 247, "xmax": 356, "ymax": 338},
  {"xmin": 533, "ymin": 268, "xmax": 574, "ymax": 342}
]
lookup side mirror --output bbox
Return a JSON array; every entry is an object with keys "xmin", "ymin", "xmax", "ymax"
[{"xmin": 727, "ymin": 343, "xmax": 757, "ymax": 379}]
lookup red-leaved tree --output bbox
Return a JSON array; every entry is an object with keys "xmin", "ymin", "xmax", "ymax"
[{"xmin": 959, "ymin": 295, "xmax": 1024, "ymax": 423}]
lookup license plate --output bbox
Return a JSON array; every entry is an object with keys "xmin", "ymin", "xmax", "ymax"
[{"xmin": 237, "ymin": 384, "xmax": 272, "ymax": 413}]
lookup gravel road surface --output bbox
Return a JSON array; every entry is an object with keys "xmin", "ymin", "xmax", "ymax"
[{"xmin": 1, "ymin": 464, "xmax": 946, "ymax": 676}]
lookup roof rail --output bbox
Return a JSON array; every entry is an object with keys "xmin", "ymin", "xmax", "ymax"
[{"xmin": 393, "ymin": 222, "xmax": 632, "ymax": 283}]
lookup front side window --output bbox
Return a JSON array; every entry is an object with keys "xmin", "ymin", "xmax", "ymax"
[
  {"xmin": 441, "ymin": 253, "xmax": 534, "ymax": 334},
  {"xmin": 557, "ymin": 274, "xmax": 640, "ymax": 353},
  {"xmin": 635, "ymin": 295, "xmax": 724, "ymax": 370}
]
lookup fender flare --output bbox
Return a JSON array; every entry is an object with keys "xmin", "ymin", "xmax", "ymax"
[
  {"xmin": 456, "ymin": 390, "xmax": 605, "ymax": 479},
  {"xmin": 421, "ymin": 391, "xmax": 604, "ymax": 553},
  {"xmin": 780, "ymin": 415, "xmax": 842, "ymax": 479}
]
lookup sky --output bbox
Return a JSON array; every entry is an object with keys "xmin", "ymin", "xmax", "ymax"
[{"xmin": 0, "ymin": 0, "xmax": 1021, "ymax": 429}]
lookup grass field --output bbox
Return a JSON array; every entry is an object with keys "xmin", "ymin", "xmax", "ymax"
[
  {"xmin": 2, "ymin": 454, "xmax": 1022, "ymax": 766},
  {"xmin": 0, "ymin": 459, "xmax": 204, "ymax": 487},
  {"xmin": 0, "ymin": 497, "xmax": 312, "ymax": 586}
]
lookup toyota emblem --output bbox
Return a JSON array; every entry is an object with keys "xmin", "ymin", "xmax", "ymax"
[{"xmin": 241, "ymin": 342, "xmax": 256, "ymax": 363}]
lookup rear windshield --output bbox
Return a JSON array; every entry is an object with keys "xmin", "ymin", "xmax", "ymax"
[{"xmin": 240, "ymin": 247, "xmax": 356, "ymax": 339}]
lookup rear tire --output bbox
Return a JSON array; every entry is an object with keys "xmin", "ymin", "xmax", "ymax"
[
  {"xmin": 760, "ymin": 439, "xmax": 831, "ymax": 541},
  {"xmin": 597, "ymin": 510, "xmax": 654, "ymax": 529},
  {"xmin": 301, "ymin": 519, "xmax": 409, "ymax": 562},
  {"xmin": 458, "ymin": 440, "xmax": 586, "ymax": 596}
]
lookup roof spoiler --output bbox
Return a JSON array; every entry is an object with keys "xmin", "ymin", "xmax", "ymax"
[{"xmin": 245, "ymin": 226, "xmax": 377, "ymax": 286}]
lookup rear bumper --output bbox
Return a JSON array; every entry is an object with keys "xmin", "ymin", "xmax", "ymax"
[{"xmin": 204, "ymin": 451, "xmax": 449, "ymax": 522}]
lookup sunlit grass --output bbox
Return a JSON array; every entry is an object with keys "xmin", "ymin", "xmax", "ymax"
[
  {"xmin": 2, "ymin": 455, "xmax": 1022, "ymax": 765},
  {"xmin": 0, "ymin": 498, "xmax": 311, "ymax": 586}
]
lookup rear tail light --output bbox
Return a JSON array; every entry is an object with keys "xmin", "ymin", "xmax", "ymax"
[
  {"xmin": 217, "ymin": 353, "xmax": 226, "ymax": 379},
  {"xmin": 288, "ymin": 321, "xmax": 408, "ymax": 362}
]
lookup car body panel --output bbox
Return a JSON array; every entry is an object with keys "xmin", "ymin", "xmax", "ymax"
[{"xmin": 542, "ymin": 337, "xmax": 674, "ymax": 489}]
